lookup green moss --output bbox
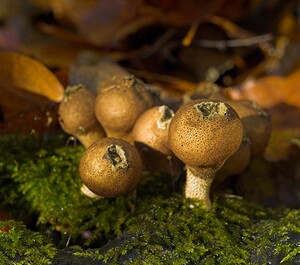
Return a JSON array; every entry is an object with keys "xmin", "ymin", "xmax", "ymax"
[
  {"xmin": 0, "ymin": 220, "xmax": 56, "ymax": 265},
  {"xmin": 75, "ymin": 196, "xmax": 300, "ymax": 264},
  {"xmin": 0, "ymin": 134, "xmax": 134, "ymax": 246},
  {"xmin": 1, "ymin": 135, "xmax": 300, "ymax": 264}
]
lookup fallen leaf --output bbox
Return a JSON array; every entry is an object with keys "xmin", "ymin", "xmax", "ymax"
[
  {"xmin": 49, "ymin": 0, "xmax": 142, "ymax": 46},
  {"xmin": 283, "ymin": 69, "xmax": 300, "ymax": 108},
  {"xmin": 0, "ymin": 51, "xmax": 64, "ymax": 102},
  {"xmin": 265, "ymin": 103, "xmax": 300, "ymax": 161},
  {"xmin": 227, "ymin": 76, "xmax": 285, "ymax": 108}
]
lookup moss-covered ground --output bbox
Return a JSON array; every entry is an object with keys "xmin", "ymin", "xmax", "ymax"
[{"xmin": 0, "ymin": 135, "xmax": 299, "ymax": 264}]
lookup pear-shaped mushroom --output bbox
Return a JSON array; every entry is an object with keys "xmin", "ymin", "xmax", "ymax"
[
  {"xmin": 94, "ymin": 75, "xmax": 153, "ymax": 142},
  {"xmin": 132, "ymin": 105, "xmax": 174, "ymax": 156},
  {"xmin": 79, "ymin": 138, "xmax": 142, "ymax": 198},
  {"xmin": 132, "ymin": 105, "xmax": 182, "ymax": 175},
  {"xmin": 213, "ymin": 135, "xmax": 251, "ymax": 189},
  {"xmin": 58, "ymin": 85, "xmax": 105, "ymax": 148},
  {"xmin": 226, "ymin": 99, "xmax": 272, "ymax": 157},
  {"xmin": 168, "ymin": 99, "xmax": 243, "ymax": 209}
]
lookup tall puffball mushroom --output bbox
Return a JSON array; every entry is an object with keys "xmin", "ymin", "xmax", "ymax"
[
  {"xmin": 168, "ymin": 99, "xmax": 243, "ymax": 209},
  {"xmin": 132, "ymin": 105, "xmax": 183, "ymax": 175},
  {"xmin": 58, "ymin": 85, "xmax": 105, "ymax": 148},
  {"xmin": 79, "ymin": 138, "xmax": 142, "ymax": 198},
  {"xmin": 94, "ymin": 75, "xmax": 153, "ymax": 142}
]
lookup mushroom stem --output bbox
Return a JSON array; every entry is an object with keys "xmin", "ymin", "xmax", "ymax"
[
  {"xmin": 186, "ymin": 166, "xmax": 221, "ymax": 210},
  {"xmin": 81, "ymin": 184, "xmax": 103, "ymax": 200},
  {"xmin": 76, "ymin": 123, "xmax": 106, "ymax": 149}
]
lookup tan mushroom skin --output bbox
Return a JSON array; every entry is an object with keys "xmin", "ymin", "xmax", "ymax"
[
  {"xmin": 94, "ymin": 75, "xmax": 153, "ymax": 142},
  {"xmin": 58, "ymin": 85, "xmax": 105, "ymax": 148},
  {"xmin": 132, "ymin": 105, "xmax": 183, "ymax": 175},
  {"xmin": 226, "ymin": 99, "xmax": 272, "ymax": 157},
  {"xmin": 169, "ymin": 99, "xmax": 243, "ymax": 209},
  {"xmin": 132, "ymin": 105, "xmax": 174, "ymax": 156},
  {"xmin": 79, "ymin": 138, "xmax": 142, "ymax": 198}
]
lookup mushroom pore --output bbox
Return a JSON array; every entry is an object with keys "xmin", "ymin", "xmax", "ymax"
[
  {"xmin": 168, "ymin": 99, "xmax": 243, "ymax": 209},
  {"xmin": 79, "ymin": 138, "xmax": 142, "ymax": 198}
]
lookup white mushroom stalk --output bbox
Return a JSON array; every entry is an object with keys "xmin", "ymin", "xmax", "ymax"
[{"xmin": 168, "ymin": 100, "xmax": 243, "ymax": 209}]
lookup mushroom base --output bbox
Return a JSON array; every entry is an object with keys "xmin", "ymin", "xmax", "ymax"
[
  {"xmin": 81, "ymin": 184, "xmax": 103, "ymax": 200},
  {"xmin": 75, "ymin": 124, "xmax": 106, "ymax": 148}
]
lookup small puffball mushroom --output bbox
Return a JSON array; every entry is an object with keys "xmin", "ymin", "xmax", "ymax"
[
  {"xmin": 79, "ymin": 138, "xmax": 142, "ymax": 198},
  {"xmin": 182, "ymin": 82, "xmax": 229, "ymax": 104},
  {"xmin": 168, "ymin": 99, "xmax": 243, "ymax": 209},
  {"xmin": 132, "ymin": 105, "xmax": 174, "ymax": 156},
  {"xmin": 94, "ymin": 75, "xmax": 153, "ymax": 142},
  {"xmin": 58, "ymin": 85, "xmax": 105, "ymax": 148},
  {"xmin": 226, "ymin": 99, "xmax": 272, "ymax": 157},
  {"xmin": 212, "ymin": 135, "xmax": 251, "ymax": 190},
  {"xmin": 132, "ymin": 105, "xmax": 182, "ymax": 175}
]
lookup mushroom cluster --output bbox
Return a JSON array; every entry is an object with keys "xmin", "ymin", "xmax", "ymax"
[{"xmin": 58, "ymin": 70, "xmax": 272, "ymax": 208}]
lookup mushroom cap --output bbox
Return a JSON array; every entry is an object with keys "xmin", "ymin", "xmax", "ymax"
[
  {"xmin": 58, "ymin": 85, "xmax": 99, "ymax": 135},
  {"xmin": 168, "ymin": 99, "xmax": 243, "ymax": 168},
  {"xmin": 94, "ymin": 76, "xmax": 153, "ymax": 135},
  {"xmin": 218, "ymin": 136, "xmax": 251, "ymax": 176},
  {"xmin": 213, "ymin": 135, "xmax": 251, "ymax": 189},
  {"xmin": 226, "ymin": 99, "xmax": 272, "ymax": 156},
  {"xmin": 79, "ymin": 137, "xmax": 142, "ymax": 197},
  {"xmin": 132, "ymin": 105, "xmax": 174, "ymax": 156}
]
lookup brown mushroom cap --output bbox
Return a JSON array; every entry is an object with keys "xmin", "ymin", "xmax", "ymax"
[
  {"xmin": 94, "ymin": 76, "xmax": 153, "ymax": 139},
  {"xmin": 58, "ymin": 85, "xmax": 105, "ymax": 148},
  {"xmin": 226, "ymin": 99, "xmax": 272, "ymax": 156},
  {"xmin": 183, "ymin": 82, "xmax": 229, "ymax": 104},
  {"xmin": 79, "ymin": 138, "xmax": 142, "ymax": 197},
  {"xmin": 213, "ymin": 135, "xmax": 251, "ymax": 189},
  {"xmin": 132, "ymin": 105, "xmax": 174, "ymax": 156},
  {"xmin": 168, "ymin": 99, "xmax": 243, "ymax": 169},
  {"xmin": 131, "ymin": 105, "xmax": 183, "ymax": 175}
]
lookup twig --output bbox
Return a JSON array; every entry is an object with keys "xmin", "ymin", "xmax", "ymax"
[
  {"xmin": 194, "ymin": 34, "xmax": 274, "ymax": 51},
  {"xmin": 127, "ymin": 68, "xmax": 196, "ymax": 93}
]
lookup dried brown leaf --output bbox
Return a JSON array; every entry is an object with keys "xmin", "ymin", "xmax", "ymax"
[
  {"xmin": 0, "ymin": 51, "xmax": 64, "ymax": 102},
  {"xmin": 227, "ymin": 76, "xmax": 285, "ymax": 108}
]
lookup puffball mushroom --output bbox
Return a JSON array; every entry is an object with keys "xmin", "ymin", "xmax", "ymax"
[
  {"xmin": 182, "ymin": 82, "xmax": 229, "ymax": 104},
  {"xmin": 226, "ymin": 99, "xmax": 272, "ymax": 157},
  {"xmin": 213, "ymin": 135, "xmax": 251, "ymax": 190},
  {"xmin": 168, "ymin": 99, "xmax": 243, "ymax": 209},
  {"xmin": 132, "ymin": 105, "xmax": 182, "ymax": 175},
  {"xmin": 94, "ymin": 75, "xmax": 153, "ymax": 142},
  {"xmin": 58, "ymin": 85, "xmax": 105, "ymax": 148},
  {"xmin": 132, "ymin": 105, "xmax": 174, "ymax": 156},
  {"xmin": 79, "ymin": 138, "xmax": 142, "ymax": 198}
]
